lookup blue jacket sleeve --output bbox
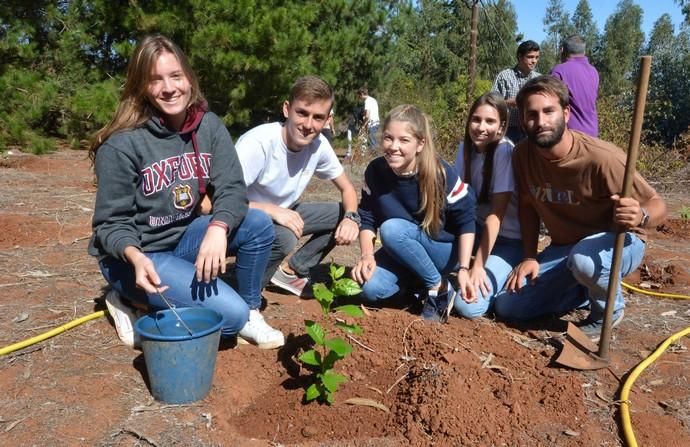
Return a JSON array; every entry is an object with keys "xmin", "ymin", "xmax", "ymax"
[
  {"xmin": 444, "ymin": 161, "xmax": 476, "ymax": 235},
  {"xmin": 358, "ymin": 162, "xmax": 378, "ymax": 233}
]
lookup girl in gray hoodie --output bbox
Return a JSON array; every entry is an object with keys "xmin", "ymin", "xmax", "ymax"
[{"xmin": 89, "ymin": 35, "xmax": 284, "ymax": 349}]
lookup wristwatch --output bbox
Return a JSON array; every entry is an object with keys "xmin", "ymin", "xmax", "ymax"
[
  {"xmin": 344, "ymin": 211, "xmax": 361, "ymax": 227},
  {"xmin": 639, "ymin": 207, "xmax": 650, "ymax": 228}
]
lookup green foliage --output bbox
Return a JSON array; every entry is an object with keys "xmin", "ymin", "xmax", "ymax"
[
  {"xmin": 298, "ymin": 263, "xmax": 363, "ymax": 405},
  {"xmin": 597, "ymin": 95, "xmax": 633, "ymax": 150},
  {"xmin": 598, "ymin": 0, "xmax": 644, "ymax": 96},
  {"xmin": 679, "ymin": 206, "xmax": 690, "ymax": 221},
  {"xmin": 597, "ymin": 95, "xmax": 686, "ymax": 180},
  {"xmin": 642, "ymin": 14, "xmax": 690, "ymax": 147},
  {"xmin": 538, "ymin": 0, "xmax": 575, "ymax": 73},
  {"xmin": 572, "ymin": 0, "xmax": 600, "ymax": 58},
  {"xmin": 476, "ymin": 0, "xmax": 518, "ymax": 79},
  {"xmin": 1, "ymin": 0, "xmax": 688, "ymax": 156},
  {"xmin": 677, "ymin": 0, "xmax": 690, "ymax": 25}
]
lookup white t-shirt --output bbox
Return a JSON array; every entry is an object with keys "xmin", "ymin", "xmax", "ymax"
[
  {"xmin": 455, "ymin": 138, "xmax": 521, "ymax": 239},
  {"xmin": 323, "ymin": 109, "xmax": 334, "ymax": 130},
  {"xmin": 235, "ymin": 122, "xmax": 344, "ymax": 208},
  {"xmin": 364, "ymin": 96, "xmax": 379, "ymax": 126}
]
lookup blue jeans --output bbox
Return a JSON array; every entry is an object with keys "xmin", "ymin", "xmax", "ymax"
[
  {"xmin": 99, "ymin": 209, "xmax": 274, "ymax": 336},
  {"xmin": 493, "ymin": 231, "xmax": 645, "ymax": 321},
  {"xmin": 454, "ymin": 235, "xmax": 523, "ymax": 319},
  {"xmin": 368, "ymin": 124, "xmax": 379, "ymax": 152},
  {"xmin": 262, "ymin": 202, "xmax": 341, "ymax": 287},
  {"xmin": 360, "ymin": 219, "xmax": 458, "ymax": 302}
]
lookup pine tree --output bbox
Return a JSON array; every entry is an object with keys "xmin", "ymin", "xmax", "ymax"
[
  {"xmin": 644, "ymin": 14, "xmax": 690, "ymax": 145},
  {"xmin": 571, "ymin": 0, "xmax": 600, "ymax": 60},
  {"xmin": 539, "ymin": 0, "xmax": 575, "ymax": 73},
  {"xmin": 598, "ymin": 0, "xmax": 644, "ymax": 96}
]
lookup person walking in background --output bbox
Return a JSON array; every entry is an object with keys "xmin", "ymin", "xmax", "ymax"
[
  {"xmin": 351, "ymin": 104, "xmax": 476, "ymax": 323},
  {"xmin": 494, "ymin": 76, "xmax": 667, "ymax": 340},
  {"xmin": 492, "ymin": 40, "xmax": 541, "ymax": 144},
  {"xmin": 551, "ymin": 35, "xmax": 599, "ymax": 137},
  {"xmin": 235, "ymin": 76, "xmax": 360, "ymax": 298},
  {"xmin": 88, "ymin": 35, "xmax": 282, "ymax": 349},
  {"xmin": 358, "ymin": 87, "xmax": 380, "ymax": 152},
  {"xmin": 345, "ymin": 105, "xmax": 364, "ymax": 159},
  {"xmin": 453, "ymin": 93, "xmax": 522, "ymax": 319},
  {"xmin": 321, "ymin": 109, "xmax": 335, "ymax": 143}
]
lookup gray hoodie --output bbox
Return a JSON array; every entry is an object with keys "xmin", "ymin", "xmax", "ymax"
[{"xmin": 89, "ymin": 109, "xmax": 247, "ymax": 260}]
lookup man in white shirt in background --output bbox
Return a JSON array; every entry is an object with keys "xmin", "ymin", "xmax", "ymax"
[{"xmin": 358, "ymin": 87, "xmax": 380, "ymax": 152}]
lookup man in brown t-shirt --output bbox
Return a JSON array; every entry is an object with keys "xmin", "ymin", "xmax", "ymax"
[{"xmin": 494, "ymin": 76, "xmax": 667, "ymax": 340}]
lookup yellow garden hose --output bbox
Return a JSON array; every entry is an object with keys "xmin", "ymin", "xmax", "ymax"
[
  {"xmin": 620, "ymin": 326, "xmax": 690, "ymax": 447},
  {"xmin": 0, "ymin": 283, "xmax": 688, "ymax": 446},
  {"xmin": 622, "ymin": 281, "xmax": 690, "ymax": 300},
  {"xmin": 618, "ymin": 282, "xmax": 690, "ymax": 447},
  {"xmin": 0, "ymin": 310, "xmax": 107, "ymax": 356}
]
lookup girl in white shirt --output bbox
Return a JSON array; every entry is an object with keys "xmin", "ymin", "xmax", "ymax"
[{"xmin": 454, "ymin": 92, "xmax": 523, "ymax": 319}]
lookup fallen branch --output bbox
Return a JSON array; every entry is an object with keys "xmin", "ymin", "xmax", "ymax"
[
  {"xmin": 347, "ymin": 334, "xmax": 374, "ymax": 352},
  {"xmin": 386, "ymin": 372, "xmax": 409, "ymax": 394},
  {"xmin": 402, "ymin": 318, "xmax": 423, "ymax": 361},
  {"xmin": 112, "ymin": 428, "xmax": 158, "ymax": 447}
]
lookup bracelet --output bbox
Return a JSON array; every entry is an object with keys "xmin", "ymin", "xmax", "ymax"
[
  {"xmin": 523, "ymin": 257, "xmax": 537, "ymax": 262},
  {"xmin": 458, "ymin": 266, "xmax": 470, "ymax": 272},
  {"xmin": 208, "ymin": 220, "xmax": 229, "ymax": 233},
  {"xmin": 360, "ymin": 253, "xmax": 375, "ymax": 259}
]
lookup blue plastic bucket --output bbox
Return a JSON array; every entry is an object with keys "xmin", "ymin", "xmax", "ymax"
[{"xmin": 134, "ymin": 307, "xmax": 223, "ymax": 404}]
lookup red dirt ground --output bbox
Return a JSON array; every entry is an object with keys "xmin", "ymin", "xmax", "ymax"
[{"xmin": 1, "ymin": 148, "xmax": 689, "ymax": 446}]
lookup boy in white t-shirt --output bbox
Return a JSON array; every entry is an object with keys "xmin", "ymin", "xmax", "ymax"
[
  {"xmin": 235, "ymin": 76, "xmax": 360, "ymax": 296},
  {"xmin": 358, "ymin": 87, "xmax": 380, "ymax": 152}
]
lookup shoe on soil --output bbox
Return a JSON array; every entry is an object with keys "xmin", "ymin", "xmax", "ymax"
[
  {"xmin": 270, "ymin": 265, "xmax": 310, "ymax": 296},
  {"xmin": 421, "ymin": 280, "xmax": 456, "ymax": 323},
  {"xmin": 104, "ymin": 290, "xmax": 140, "ymax": 348},
  {"xmin": 238, "ymin": 309, "xmax": 285, "ymax": 349},
  {"xmin": 577, "ymin": 308, "xmax": 625, "ymax": 342}
]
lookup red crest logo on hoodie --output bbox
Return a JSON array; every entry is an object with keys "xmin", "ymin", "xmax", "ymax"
[{"xmin": 172, "ymin": 184, "xmax": 194, "ymax": 210}]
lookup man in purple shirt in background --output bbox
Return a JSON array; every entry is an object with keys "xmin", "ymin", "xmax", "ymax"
[{"xmin": 551, "ymin": 35, "xmax": 599, "ymax": 137}]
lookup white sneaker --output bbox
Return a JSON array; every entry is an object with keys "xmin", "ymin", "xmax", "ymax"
[
  {"xmin": 104, "ymin": 290, "xmax": 140, "ymax": 348},
  {"xmin": 238, "ymin": 309, "xmax": 285, "ymax": 349}
]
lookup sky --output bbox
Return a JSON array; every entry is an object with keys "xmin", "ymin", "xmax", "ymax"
[{"xmin": 513, "ymin": 0, "xmax": 687, "ymax": 43}]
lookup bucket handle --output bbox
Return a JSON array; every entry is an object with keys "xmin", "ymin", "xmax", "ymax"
[{"xmin": 155, "ymin": 288, "xmax": 194, "ymax": 337}]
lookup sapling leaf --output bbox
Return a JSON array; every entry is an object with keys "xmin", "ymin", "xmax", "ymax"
[
  {"xmin": 312, "ymin": 282, "xmax": 335, "ymax": 301},
  {"xmin": 333, "ymin": 264, "xmax": 346, "ymax": 280},
  {"xmin": 335, "ymin": 321, "xmax": 363, "ymax": 335},
  {"xmin": 299, "ymin": 349, "xmax": 322, "ymax": 366},
  {"xmin": 329, "ymin": 263, "xmax": 340, "ymax": 279},
  {"xmin": 332, "ymin": 278, "xmax": 362, "ymax": 297},
  {"xmin": 305, "ymin": 383, "xmax": 321, "ymax": 402},
  {"xmin": 325, "ymin": 337, "xmax": 353, "ymax": 357},
  {"xmin": 334, "ymin": 304, "xmax": 365, "ymax": 318},
  {"xmin": 305, "ymin": 320, "xmax": 325, "ymax": 345},
  {"xmin": 323, "ymin": 350, "xmax": 342, "ymax": 370},
  {"xmin": 321, "ymin": 371, "xmax": 348, "ymax": 393},
  {"xmin": 300, "ymin": 262, "xmax": 368, "ymax": 405}
]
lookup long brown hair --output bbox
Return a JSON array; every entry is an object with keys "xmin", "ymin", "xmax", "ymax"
[
  {"xmin": 89, "ymin": 35, "xmax": 205, "ymax": 161},
  {"xmin": 462, "ymin": 92, "xmax": 508, "ymax": 204},
  {"xmin": 384, "ymin": 104, "xmax": 445, "ymax": 236}
]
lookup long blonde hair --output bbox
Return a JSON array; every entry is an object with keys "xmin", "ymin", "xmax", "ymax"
[
  {"xmin": 89, "ymin": 35, "xmax": 205, "ymax": 161},
  {"xmin": 383, "ymin": 104, "xmax": 446, "ymax": 236}
]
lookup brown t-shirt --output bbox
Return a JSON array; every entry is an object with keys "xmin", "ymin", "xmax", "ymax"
[{"xmin": 513, "ymin": 131, "xmax": 657, "ymax": 245}]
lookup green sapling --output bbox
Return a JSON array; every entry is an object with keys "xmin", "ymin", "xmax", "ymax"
[{"xmin": 299, "ymin": 263, "xmax": 364, "ymax": 404}]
